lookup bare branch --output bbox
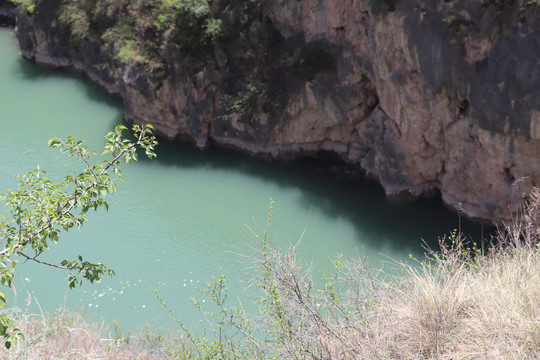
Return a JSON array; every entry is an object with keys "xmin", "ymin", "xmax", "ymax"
[{"xmin": 19, "ymin": 252, "xmax": 68, "ymax": 270}]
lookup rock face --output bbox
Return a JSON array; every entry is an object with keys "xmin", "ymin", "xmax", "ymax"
[
  {"xmin": 9, "ymin": 0, "xmax": 540, "ymax": 223},
  {"xmin": 0, "ymin": 0, "xmax": 15, "ymax": 26}
]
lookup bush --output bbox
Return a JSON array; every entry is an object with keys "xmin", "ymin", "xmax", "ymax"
[
  {"xmin": 162, "ymin": 192, "xmax": 540, "ymax": 359},
  {"xmin": 58, "ymin": 3, "xmax": 90, "ymax": 48},
  {"xmin": 0, "ymin": 305, "xmax": 180, "ymax": 359}
]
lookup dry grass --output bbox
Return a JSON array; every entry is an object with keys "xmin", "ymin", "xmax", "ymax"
[
  {"xmin": 220, "ymin": 190, "xmax": 540, "ymax": 359},
  {"xmin": 3, "ymin": 190, "xmax": 540, "ymax": 359},
  {"xmin": 310, "ymin": 189, "xmax": 540, "ymax": 359},
  {"xmin": 370, "ymin": 239, "xmax": 540, "ymax": 359},
  {"xmin": 0, "ymin": 307, "xmax": 182, "ymax": 359}
]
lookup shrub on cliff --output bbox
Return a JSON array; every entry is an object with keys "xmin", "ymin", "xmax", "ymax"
[
  {"xmin": 368, "ymin": 0, "xmax": 397, "ymax": 16},
  {"xmin": 9, "ymin": 0, "xmax": 36, "ymax": 14}
]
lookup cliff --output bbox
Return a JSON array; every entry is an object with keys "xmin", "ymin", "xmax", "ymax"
[
  {"xmin": 6, "ymin": 0, "xmax": 540, "ymax": 223},
  {"xmin": 0, "ymin": 0, "xmax": 15, "ymax": 26}
]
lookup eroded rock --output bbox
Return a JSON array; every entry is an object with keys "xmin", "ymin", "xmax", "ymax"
[{"xmin": 10, "ymin": 0, "xmax": 540, "ymax": 223}]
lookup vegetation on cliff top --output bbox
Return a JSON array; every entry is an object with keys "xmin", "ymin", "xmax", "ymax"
[{"xmin": 2, "ymin": 191, "xmax": 540, "ymax": 359}]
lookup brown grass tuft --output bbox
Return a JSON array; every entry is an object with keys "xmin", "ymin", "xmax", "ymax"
[{"xmin": 0, "ymin": 307, "xmax": 182, "ymax": 359}]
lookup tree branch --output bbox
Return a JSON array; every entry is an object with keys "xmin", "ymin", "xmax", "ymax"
[
  {"xmin": 0, "ymin": 126, "xmax": 153, "ymax": 257},
  {"xmin": 19, "ymin": 252, "xmax": 68, "ymax": 270}
]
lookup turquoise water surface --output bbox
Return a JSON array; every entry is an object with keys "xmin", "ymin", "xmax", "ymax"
[{"xmin": 0, "ymin": 28, "xmax": 482, "ymax": 331}]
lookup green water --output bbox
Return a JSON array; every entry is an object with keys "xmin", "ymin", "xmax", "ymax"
[{"xmin": 0, "ymin": 28, "xmax": 483, "ymax": 330}]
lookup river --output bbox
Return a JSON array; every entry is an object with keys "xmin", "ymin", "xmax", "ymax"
[{"xmin": 0, "ymin": 28, "xmax": 484, "ymax": 331}]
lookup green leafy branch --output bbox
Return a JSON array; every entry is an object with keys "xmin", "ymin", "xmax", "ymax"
[{"xmin": 0, "ymin": 124, "xmax": 157, "ymax": 348}]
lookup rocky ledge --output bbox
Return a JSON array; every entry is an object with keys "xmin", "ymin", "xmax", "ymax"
[{"xmin": 6, "ymin": 0, "xmax": 540, "ymax": 224}]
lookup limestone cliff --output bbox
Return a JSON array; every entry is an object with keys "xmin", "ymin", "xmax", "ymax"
[{"xmin": 7, "ymin": 0, "xmax": 540, "ymax": 223}]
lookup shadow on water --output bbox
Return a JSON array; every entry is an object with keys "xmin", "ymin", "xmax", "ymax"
[
  {"xmin": 7, "ymin": 34, "xmax": 491, "ymax": 256},
  {"xmin": 142, "ymin": 139, "xmax": 493, "ymax": 254}
]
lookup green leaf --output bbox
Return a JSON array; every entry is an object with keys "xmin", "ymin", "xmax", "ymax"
[
  {"xmin": 0, "ymin": 125, "xmax": 157, "ymax": 349},
  {"xmin": 47, "ymin": 138, "xmax": 61, "ymax": 147}
]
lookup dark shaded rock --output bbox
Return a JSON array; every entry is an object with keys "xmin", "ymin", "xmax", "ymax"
[
  {"xmin": 0, "ymin": 0, "xmax": 16, "ymax": 27},
  {"xmin": 8, "ymin": 0, "xmax": 540, "ymax": 223}
]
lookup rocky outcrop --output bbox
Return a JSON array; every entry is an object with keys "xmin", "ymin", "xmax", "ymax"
[
  {"xmin": 9, "ymin": 0, "xmax": 540, "ymax": 223},
  {"xmin": 0, "ymin": 0, "xmax": 16, "ymax": 26}
]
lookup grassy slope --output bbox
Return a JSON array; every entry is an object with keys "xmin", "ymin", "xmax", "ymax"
[{"xmin": 1, "ymin": 191, "xmax": 540, "ymax": 359}]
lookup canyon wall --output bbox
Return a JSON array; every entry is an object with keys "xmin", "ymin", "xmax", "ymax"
[{"xmin": 7, "ymin": 0, "xmax": 540, "ymax": 223}]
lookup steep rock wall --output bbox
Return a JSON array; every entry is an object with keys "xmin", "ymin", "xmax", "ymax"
[
  {"xmin": 9, "ymin": 0, "xmax": 540, "ymax": 223},
  {"xmin": 0, "ymin": 0, "xmax": 15, "ymax": 26}
]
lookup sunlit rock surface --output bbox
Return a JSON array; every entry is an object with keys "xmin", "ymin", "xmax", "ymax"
[{"xmin": 8, "ymin": 0, "xmax": 540, "ymax": 223}]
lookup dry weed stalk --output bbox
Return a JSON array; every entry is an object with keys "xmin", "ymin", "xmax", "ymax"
[
  {"xmin": 229, "ymin": 190, "xmax": 540, "ymax": 359},
  {"xmin": 0, "ymin": 306, "xmax": 180, "ymax": 359}
]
